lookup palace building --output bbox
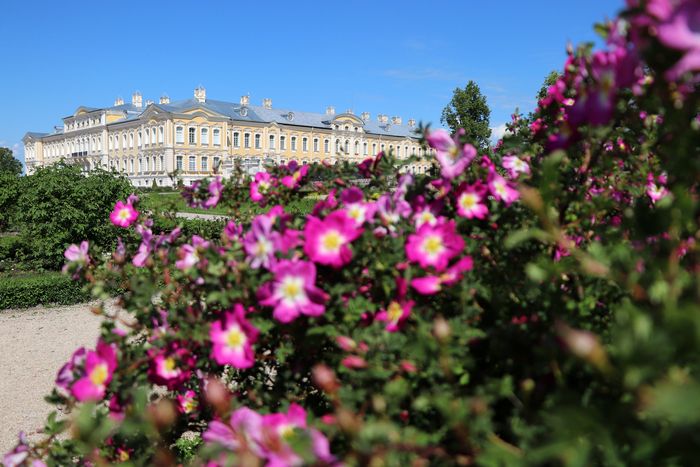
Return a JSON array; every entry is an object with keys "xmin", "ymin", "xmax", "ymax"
[{"xmin": 23, "ymin": 87, "xmax": 431, "ymax": 186}]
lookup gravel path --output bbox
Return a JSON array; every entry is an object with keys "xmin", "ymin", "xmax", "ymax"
[{"xmin": 0, "ymin": 301, "xmax": 118, "ymax": 454}]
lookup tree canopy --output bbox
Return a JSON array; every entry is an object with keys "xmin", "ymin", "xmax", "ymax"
[
  {"xmin": 0, "ymin": 147, "xmax": 23, "ymax": 176},
  {"xmin": 440, "ymin": 80, "xmax": 492, "ymax": 149}
]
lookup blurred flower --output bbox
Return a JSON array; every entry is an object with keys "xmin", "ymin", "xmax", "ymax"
[
  {"xmin": 109, "ymin": 199, "xmax": 138, "ymax": 228},
  {"xmin": 304, "ymin": 210, "xmax": 363, "ymax": 268},
  {"xmin": 210, "ymin": 304, "xmax": 260, "ymax": 369},
  {"xmin": 258, "ymin": 259, "xmax": 328, "ymax": 323}
]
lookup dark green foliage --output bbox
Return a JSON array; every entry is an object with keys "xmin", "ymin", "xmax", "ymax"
[
  {"xmin": 0, "ymin": 147, "xmax": 23, "ymax": 176},
  {"xmin": 441, "ymin": 80, "xmax": 492, "ymax": 149},
  {"xmin": 0, "ymin": 273, "xmax": 90, "ymax": 309},
  {"xmin": 535, "ymin": 70, "xmax": 561, "ymax": 101},
  {"xmin": 14, "ymin": 164, "xmax": 132, "ymax": 270},
  {"xmin": 0, "ymin": 172, "xmax": 22, "ymax": 231},
  {"xmin": 0, "ymin": 235, "xmax": 27, "ymax": 272}
]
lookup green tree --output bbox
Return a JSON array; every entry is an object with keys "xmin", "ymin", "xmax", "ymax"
[
  {"xmin": 440, "ymin": 80, "xmax": 492, "ymax": 149},
  {"xmin": 0, "ymin": 147, "xmax": 23, "ymax": 176},
  {"xmin": 536, "ymin": 70, "xmax": 561, "ymax": 101}
]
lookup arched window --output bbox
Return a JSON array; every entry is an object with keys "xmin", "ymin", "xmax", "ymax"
[
  {"xmin": 269, "ymin": 134, "xmax": 276, "ymax": 150},
  {"xmin": 372, "ymin": 143, "xmax": 377, "ymax": 155},
  {"xmin": 313, "ymin": 138, "xmax": 319, "ymax": 152},
  {"xmin": 291, "ymin": 136, "xmax": 297, "ymax": 151},
  {"xmin": 176, "ymin": 127, "xmax": 184, "ymax": 144},
  {"xmin": 363, "ymin": 142, "xmax": 368, "ymax": 155},
  {"xmin": 254, "ymin": 134, "xmax": 261, "ymax": 149},
  {"xmin": 354, "ymin": 141, "xmax": 359, "ymax": 154},
  {"xmin": 129, "ymin": 133, "xmax": 134, "ymax": 148},
  {"xmin": 280, "ymin": 135, "xmax": 286, "ymax": 150},
  {"xmin": 213, "ymin": 128, "xmax": 220, "ymax": 145},
  {"xmin": 344, "ymin": 140, "xmax": 349, "ymax": 154},
  {"xmin": 201, "ymin": 128, "xmax": 209, "ymax": 145},
  {"xmin": 159, "ymin": 127, "xmax": 164, "ymax": 144},
  {"xmin": 201, "ymin": 156, "xmax": 208, "ymax": 171},
  {"xmin": 151, "ymin": 128, "xmax": 156, "ymax": 145},
  {"xmin": 302, "ymin": 137, "xmax": 308, "ymax": 152},
  {"xmin": 122, "ymin": 134, "xmax": 127, "ymax": 149},
  {"xmin": 137, "ymin": 131, "xmax": 142, "ymax": 147},
  {"xmin": 244, "ymin": 133, "xmax": 250, "ymax": 148},
  {"xmin": 324, "ymin": 139, "xmax": 329, "ymax": 153},
  {"xmin": 188, "ymin": 127, "xmax": 196, "ymax": 144}
]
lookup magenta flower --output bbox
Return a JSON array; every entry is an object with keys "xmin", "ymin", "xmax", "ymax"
[
  {"xmin": 203, "ymin": 406, "xmax": 264, "ymax": 455},
  {"xmin": 657, "ymin": 1, "xmax": 700, "ymax": 79},
  {"xmin": 70, "ymin": 341, "xmax": 117, "ymax": 402},
  {"xmin": 376, "ymin": 299, "xmax": 413, "ymax": 332},
  {"xmin": 177, "ymin": 390, "xmax": 199, "ymax": 415},
  {"xmin": 488, "ymin": 171, "xmax": 520, "ymax": 205},
  {"xmin": 281, "ymin": 162, "xmax": 309, "ymax": 189},
  {"xmin": 455, "ymin": 182, "xmax": 489, "ymax": 219},
  {"xmin": 210, "ymin": 304, "xmax": 260, "ymax": 369},
  {"xmin": 203, "ymin": 176, "xmax": 223, "ymax": 209},
  {"xmin": 258, "ymin": 259, "xmax": 328, "ymax": 323},
  {"xmin": 304, "ymin": 210, "xmax": 363, "ymax": 268},
  {"xmin": 175, "ymin": 235, "xmax": 210, "ymax": 270},
  {"xmin": 426, "ymin": 128, "xmax": 477, "ymax": 179},
  {"xmin": 502, "ymin": 155, "xmax": 531, "ymax": 178},
  {"xmin": 647, "ymin": 174, "xmax": 670, "ymax": 203},
  {"xmin": 411, "ymin": 256, "xmax": 474, "ymax": 295},
  {"xmin": 64, "ymin": 240, "xmax": 89, "ymax": 263},
  {"xmin": 148, "ymin": 345, "xmax": 194, "ymax": 390},
  {"xmin": 250, "ymin": 171, "xmax": 275, "ymax": 203},
  {"xmin": 55, "ymin": 347, "xmax": 87, "ymax": 393},
  {"xmin": 405, "ymin": 220, "xmax": 465, "ymax": 272},
  {"xmin": 109, "ymin": 200, "xmax": 138, "ymax": 228},
  {"xmin": 243, "ymin": 214, "xmax": 280, "ymax": 269}
]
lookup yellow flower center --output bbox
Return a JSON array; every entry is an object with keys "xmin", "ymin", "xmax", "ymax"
[
  {"xmin": 321, "ymin": 230, "xmax": 342, "ymax": 252},
  {"xmin": 281, "ymin": 277, "xmax": 304, "ymax": 303},
  {"xmin": 183, "ymin": 399, "xmax": 197, "ymax": 413},
  {"xmin": 348, "ymin": 205, "xmax": 362, "ymax": 220},
  {"xmin": 226, "ymin": 327, "xmax": 246, "ymax": 349},
  {"xmin": 164, "ymin": 357, "xmax": 176, "ymax": 372},
  {"xmin": 279, "ymin": 424, "xmax": 296, "ymax": 441},
  {"xmin": 118, "ymin": 208, "xmax": 131, "ymax": 220},
  {"xmin": 494, "ymin": 182, "xmax": 507, "ymax": 197},
  {"xmin": 448, "ymin": 146, "xmax": 459, "ymax": 160},
  {"xmin": 119, "ymin": 450, "xmax": 130, "ymax": 462},
  {"xmin": 387, "ymin": 301, "xmax": 403, "ymax": 322},
  {"xmin": 255, "ymin": 239, "xmax": 271, "ymax": 256},
  {"xmin": 460, "ymin": 193, "xmax": 477, "ymax": 209},
  {"xmin": 422, "ymin": 235, "xmax": 444, "ymax": 256},
  {"xmin": 90, "ymin": 363, "xmax": 109, "ymax": 387}
]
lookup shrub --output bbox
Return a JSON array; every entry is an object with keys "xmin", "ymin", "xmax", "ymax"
[
  {"xmin": 0, "ymin": 172, "xmax": 22, "ymax": 231},
  {"xmin": 14, "ymin": 164, "xmax": 132, "ymax": 270},
  {"xmin": 8, "ymin": 2, "xmax": 700, "ymax": 465},
  {"xmin": 0, "ymin": 273, "xmax": 90, "ymax": 309}
]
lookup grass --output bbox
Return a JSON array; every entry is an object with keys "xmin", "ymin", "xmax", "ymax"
[{"xmin": 141, "ymin": 191, "xmax": 229, "ymax": 216}]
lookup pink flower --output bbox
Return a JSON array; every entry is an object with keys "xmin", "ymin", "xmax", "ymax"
[
  {"xmin": 426, "ymin": 128, "xmax": 477, "ymax": 179},
  {"xmin": 455, "ymin": 182, "xmax": 489, "ymax": 219},
  {"xmin": 109, "ymin": 200, "xmax": 138, "ymax": 228},
  {"xmin": 56, "ymin": 347, "xmax": 87, "ymax": 393},
  {"xmin": 376, "ymin": 299, "xmax": 413, "ymax": 332},
  {"xmin": 411, "ymin": 256, "xmax": 474, "ymax": 295},
  {"xmin": 502, "ymin": 155, "xmax": 530, "ymax": 178},
  {"xmin": 281, "ymin": 162, "xmax": 309, "ymax": 189},
  {"xmin": 656, "ymin": 1, "xmax": 700, "ymax": 79},
  {"xmin": 148, "ymin": 345, "xmax": 194, "ymax": 390},
  {"xmin": 175, "ymin": 235, "xmax": 210, "ymax": 270},
  {"xmin": 488, "ymin": 171, "xmax": 520, "ymax": 205},
  {"xmin": 243, "ymin": 214, "xmax": 280, "ymax": 269},
  {"xmin": 64, "ymin": 240, "xmax": 89, "ymax": 263},
  {"xmin": 203, "ymin": 177, "xmax": 223, "ymax": 209},
  {"xmin": 210, "ymin": 304, "xmax": 259, "ymax": 369},
  {"xmin": 304, "ymin": 210, "xmax": 363, "ymax": 268},
  {"xmin": 341, "ymin": 355, "xmax": 368, "ymax": 369},
  {"xmin": 250, "ymin": 172, "xmax": 275, "ymax": 203},
  {"xmin": 647, "ymin": 175, "xmax": 670, "ymax": 203},
  {"xmin": 70, "ymin": 341, "xmax": 117, "ymax": 402},
  {"xmin": 204, "ymin": 406, "xmax": 264, "ymax": 454},
  {"xmin": 177, "ymin": 390, "xmax": 199, "ymax": 415},
  {"xmin": 258, "ymin": 260, "xmax": 328, "ymax": 323},
  {"xmin": 405, "ymin": 220, "xmax": 465, "ymax": 271}
]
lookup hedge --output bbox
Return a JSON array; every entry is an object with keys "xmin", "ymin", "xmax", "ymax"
[{"xmin": 0, "ymin": 273, "xmax": 90, "ymax": 309}]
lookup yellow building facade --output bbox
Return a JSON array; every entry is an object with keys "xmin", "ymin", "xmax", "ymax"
[{"xmin": 23, "ymin": 87, "xmax": 431, "ymax": 186}]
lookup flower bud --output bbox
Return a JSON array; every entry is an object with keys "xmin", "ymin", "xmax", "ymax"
[
  {"xmin": 341, "ymin": 356, "xmax": 367, "ymax": 369},
  {"xmin": 336, "ymin": 336, "xmax": 357, "ymax": 352},
  {"xmin": 313, "ymin": 364, "xmax": 340, "ymax": 393},
  {"xmin": 433, "ymin": 316, "xmax": 451, "ymax": 342}
]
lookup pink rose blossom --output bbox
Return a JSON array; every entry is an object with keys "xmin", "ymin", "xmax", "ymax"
[
  {"xmin": 304, "ymin": 210, "xmax": 363, "ymax": 268},
  {"xmin": 148, "ymin": 345, "xmax": 194, "ymax": 390},
  {"xmin": 109, "ymin": 200, "xmax": 138, "ymax": 228},
  {"xmin": 243, "ymin": 214, "xmax": 280, "ymax": 269},
  {"xmin": 426, "ymin": 128, "xmax": 477, "ymax": 179},
  {"xmin": 70, "ymin": 341, "xmax": 117, "ymax": 402},
  {"xmin": 177, "ymin": 390, "xmax": 199, "ymax": 415},
  {"xmin": 488, "ymin": 171, "xmax": 520, "ymax": 205},
  {"xmin": 210, "ymin": 304, "xmax": 259, "ymax": 369},
  {"xmin": 455, "ymin": 182, "xmax": 489, "ymax": 219},
  {"xmin": 258, "ymin": 259, "xmax": 328, "ymax": 323},
  {"xmin": 250, "ymin": 171, "xmax": 275, "ymax": 203},
  {"xmin": 203, "ymin": 177, "xmax": 223, "ymax": 209},
  {"xmin": 175, "ymin": 235, "xmax": 210, "ymax": 270},
  {"xmin": 405, "ymin": 220, "xmax": 465, "ymax": 272},
  {"xmin": 280, "ymin": 162, "xmax": 309, "ymax": 189},
  {"xmin": 502, "ymin": 155, "xmax": 531, "ymax": 178},
  {"xmin": 411, "ymin": 256, "xmax": 474, "ymax": 295}
]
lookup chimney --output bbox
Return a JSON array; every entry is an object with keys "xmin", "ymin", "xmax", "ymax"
[
  {"xmin": 361, "ymin": 112, "xmax": 370, "ymax": 121},
  {"xmin": 408, "ymin": 118, "xmax": 416, "ymax": 128},
  {"xmin": 326, "ymin": 106, "xmax": 335, "ymax": 116},
  {"xmin": 345, "ymin": 108, "xmax": 354, "ymax": 115},
  {"xmin": 240, "ymin": 95, "xmax": 249, "ymax": 106},
  {"xmin": 114, "ymin": 97, "xmax": 124, "ymax": 106},
  {"xmin": 377, "ymin": 114, "xmax": 388, "ymax": 124},
  {"xmin": 391, "ymin": 116, "xmax": 402, "ymax": 125},
  {"xmin": 263, "ymin": 98, "xmax": 272, "ymax": 109},
  {"xmin": 194, "ymin": 86, "xmax": 206, "ymax": 103},
  {"xmin": 131, "ymin": 91, "xmax": 142, "ymax": 108},
  {"xmin": 159, "ymin": 94, "xmax": 170, "ymax": 105}
]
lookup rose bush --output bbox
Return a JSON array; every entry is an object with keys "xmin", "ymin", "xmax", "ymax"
[{"xmin": 6, "ymin": 1, "xmax": 700, "ymax": 465}]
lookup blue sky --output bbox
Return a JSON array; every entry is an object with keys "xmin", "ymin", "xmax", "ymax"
[{"xmin": 0, "ymin": 1, "xmax": 623, "ymax": 166}]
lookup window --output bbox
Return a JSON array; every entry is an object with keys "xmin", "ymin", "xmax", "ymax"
[
  {"xmin": 129, "ymin": 133, "xmax": 134, "ymax": 148},
  {"xmin": 137, "ymin": 131, "xmax": 142, "ymax": 147},
  {"xmin": 381, "ymin": 144, "xmax": 385, "ymax": 152},
  {"xmin": 213, "ymin": 156, "xmax": 220, "ymax": 170},
  {"xmin": 234, "ymin": 132, "xmax": 240, "ymax": 148},
  {"xmin": 213, "ymin": 128, "xmax": 221, "ymax": 145},
  {"xmin": 159, "ymin": 156, "xmax": 164, "ymax": 171},
  {"xmin": 269, "ymin": 135, "xmax": 275, "ymax": 150},
  {"xmin": 244, "ymin": 133, "xmax": 250, "ymax": 148},
  {"xmin": 122, "ymin": 134, "xmax": 127, "ymax": 149},
  {"xmin": 291, "ymin": 136, "xmax": 297, "ymax": 151},
  {"xmin": 372, "ymin": 143, "xmax": 377, "ymax": 155},
  {"xmin": 145, "ymin": 157, "xmax": 150, "ymax": 171},
  {"xmin": 151, "ymin": 128, "xmax": 156, "ymax": 145},
  {"xmin": 130, "ymin": 159, "xmax": 134, "ymax": 173},
  {"xmin": 138, "ymin": 158, "xmax": 142, "ymax": 173},
  {"xmin": 189, "ymin": 156, "xmax": 196, "ymax": 171},
  {"xmin": 159, "ymin": 127, "xmax": 164, "ymax": 144},
  {"xmin": 355, "ymin": 141, "xmax": 360, "ymax": 154},
  {"xmin": 202, "ymin": 156, "xmax": 208, "ymax": 171},
  {"xmin": 109, "ymin": 137, "xmax": 113, "ymax": 151},
  {"xmin": 313, "ymin": 138, "xmax": 319, "ymax": 152},
  {"xmin": 302, "ymin": 137, "xmax": 308, "ymax": 152},
  {"xmin": 201, "ymin": 128, "xmax": 209, "ymax": 145},
  {"xmin": 176, "ymin": 127, "xmax": 184, "ymax": 144},
  {"xmin": 324, "ymin": 139, "xmax": 329, "ymax": 153},
  {"xmin": 98, "ymin": 138, "xmax": 102, "ymax": 151},
  {"xmin": 335, "ymin": 139, "xmax": 340, "ymax": 153},
  {"xmin": 280, "ymin": 135, "xmax": 286, "ymax": 150},
  {"xmin": 363, "ymin": 142, "xmax": 368, "ymax": 155},
  {"xmin": 255, "ymin": 134, "xmax": 261, "ymax": 149},
  {"xmin": 188, "ymin": 128, "xmax": 196, "ymax": 144},
  {"xmin": 176, "ymin": 155, "xmax": 183, "ymax": 171}
]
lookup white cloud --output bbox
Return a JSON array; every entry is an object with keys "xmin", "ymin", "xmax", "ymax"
[{"xmin": 490, "ymin": 123, "xmax": 509, "ymax": 141}]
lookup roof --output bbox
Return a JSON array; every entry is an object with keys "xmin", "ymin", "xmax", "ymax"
[{"xmin": 31, "ymin": 95, "xmax": 421, "ymax": 140}]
